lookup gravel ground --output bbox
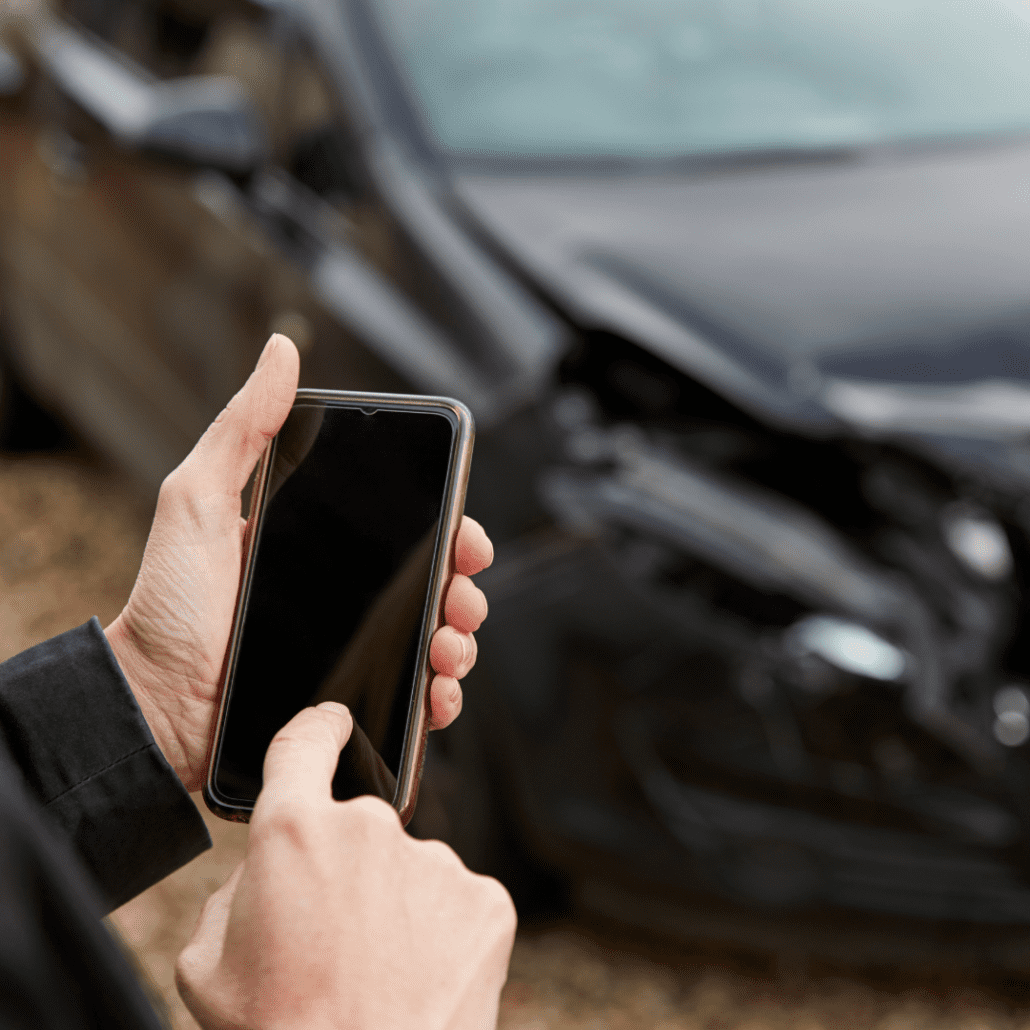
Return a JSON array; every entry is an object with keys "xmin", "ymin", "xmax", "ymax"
[{"xmin": 6, "ymin": 446, "xmax": 1030, "ymax": 1030}]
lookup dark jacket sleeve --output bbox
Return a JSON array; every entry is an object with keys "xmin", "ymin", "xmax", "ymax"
[
  {"xmin": 0, "ymin": 749, "xmax": 168, "ymax": 1030},
  {"xmin": 0, "ymin": 618, "xmax": 211, "ymax": 911}
]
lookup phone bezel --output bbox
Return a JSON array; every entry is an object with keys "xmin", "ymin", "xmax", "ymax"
[{"xmin": 203, "ymin": 389, "xmax": 475, "ymax": 824}]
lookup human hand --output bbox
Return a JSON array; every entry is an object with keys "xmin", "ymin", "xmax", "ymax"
[
  {"xmin": 176, "ymin": 702, "xmax": 516, "ymax": 1030},
  {"xmin": 105, "ymin": 334, "xmax": 493, "ymax": 792}
]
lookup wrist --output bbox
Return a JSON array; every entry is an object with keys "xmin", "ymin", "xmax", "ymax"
[{"xmin": 104, "ymin": 611, "xmax": 194, "ymax": 788}]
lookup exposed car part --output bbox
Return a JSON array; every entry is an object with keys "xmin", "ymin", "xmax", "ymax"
[{"xmin": 451, "ymin": 332, "xmax": 1030, "ymax": 949}]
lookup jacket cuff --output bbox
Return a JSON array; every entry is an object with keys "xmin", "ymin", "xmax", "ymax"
[{"xmin": 0, "ymin": 618, "xmax": 212, "ymax": 911}]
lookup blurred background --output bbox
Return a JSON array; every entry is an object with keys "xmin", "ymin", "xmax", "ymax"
[{"xmin": 6, "ymin": 0, "xmax": 1030, "ymax": 1026}]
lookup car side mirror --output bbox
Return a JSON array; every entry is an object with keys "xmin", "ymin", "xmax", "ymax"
[
  {"xmin": 0, "ymin": 42, "xmax": 26, "ymax": 96},
  {"xmin": 141, "ymin": 77, "xmax": 268, "ymax": 173},
  {"xmin": 38, "ymin": 23, "xmax": 267, "ymax": 174}
]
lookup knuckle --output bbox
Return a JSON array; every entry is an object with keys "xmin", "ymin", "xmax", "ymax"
[
  {"xmin": 255, "ymin": 797, "xmax": 317, "ymax": 846},
  {"xmin": 269, "ymin": 709, "xmax": 341, "ymax": 752},
  {"xmin": 245, "ymin": 418, "xmax": 277, "ymax": 458},
  {"xmin": 463, "ymin": 633, "xmax": 479, "ymax": 671},
  {"xmin": 429, "ymin": 632, "xmax": 452, "ymax": 666},
  {"xmin": 213, "ymin": 391, "xmax": 238, "ymax": 426},
  {"xmin": 174, "ymin": 944, "xmax": 206, "ymax": 998},
  {"xmin": 196, "ymin": 886, "xmax": 225, "ymax": 924},
  {"xmin": 268, "ymin": 725, "xmax": 306, "ymax": 754},
  {"xmin": 157, "ymin": 468, "xmax": 184, "ymax": 504},
  {"xmin": 447, "ymin": 579, "xmax": 478, "ymax": 616},
  {"xmin": 158, "ymin": 466, "xmax": 207, "ymax": 523},
  {"xmin": 445, "ymin": 689, "xmax": 463, "ymax": 720},
  {"xmin": 175, "ymin": 952, "xmax": 230, "ymax": 1028},
  {"xmin": 174, "ymin": 945, "xmax": 195, "ymax": 985},
  {"xmin": 448, "ymin": 573, "xmax": 470, "ymax": 597},
  {"xmin": 345, "ymin": 794, "xmax": 402, "ymax": 830},
  {"xmin": 480, "ymin": 876, "xmax": 518, "ymax": 931},
  {"xmin": 429, "ymin": 677, "xmax": 459, "ymax": 728},
  {"xmin": 418, "ymin": 837, "xmax": 464, "ymax": 869},
  {"xmin": 451, "ymin": 578, "xmax": 487, "ymax": 617}
]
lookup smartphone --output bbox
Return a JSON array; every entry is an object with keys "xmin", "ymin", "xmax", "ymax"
[{"xmin": 204, "ymin": 389, "xmax": 474, "ymax": 824}]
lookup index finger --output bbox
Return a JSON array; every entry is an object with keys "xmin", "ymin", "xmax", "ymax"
[
  {"xmin": 455, "ymin": 516, "xmax": 494, "ymax": 577},
  {"xmin": 255, "ymin": 702, "xmax": 354, "ymax": 814}
]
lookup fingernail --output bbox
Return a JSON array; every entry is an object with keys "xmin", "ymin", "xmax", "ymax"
[
  {"xmin": 256, "ymin": 334, "xmax": 280, "ymax": 370},
  {"xmin": 448, "ymin": 681, "xmax": 461, "ymax": 704},
  {"xmin": 316, "ymin": 701, "xmax": 348, "ymax": 716},
  {"xmin": 459, "ymin": 634, "xmax": 470, "ymax": 664}
]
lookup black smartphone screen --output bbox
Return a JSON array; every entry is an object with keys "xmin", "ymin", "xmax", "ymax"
[{"xmin": 213, "ymin": 402, "xmax": 457, "ymax": 805}]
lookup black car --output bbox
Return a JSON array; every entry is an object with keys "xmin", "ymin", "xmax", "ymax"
[{"xmin": 6, "ymin": 0, "xmax": 1030, "ymax": 964}]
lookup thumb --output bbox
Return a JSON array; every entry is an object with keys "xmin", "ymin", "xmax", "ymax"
[
  {"xmin": 255, "ymin": 703, "xmax": 354, "ymax": 816},
  {"xmin": 187, "ymin": 334, "xmax": 300, "ymax": 496}
]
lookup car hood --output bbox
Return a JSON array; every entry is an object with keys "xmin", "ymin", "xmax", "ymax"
[{"xmin": 451, "ymin": 141, "xmax": 1030, "ymax": 471}]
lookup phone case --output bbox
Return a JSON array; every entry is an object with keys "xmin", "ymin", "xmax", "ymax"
[{"xmin": 203, "ymin": 389, "xmax": 475, "ymax": 824}]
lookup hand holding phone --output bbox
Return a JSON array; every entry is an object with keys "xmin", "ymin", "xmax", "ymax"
[
  {"xmin": 104, "ymin": 336, "xmax": 489, "ymax": 802},
  {"xmin": 177, "ymin": 703, "xmax": 517, "ymax": 1030},
  {"xmin": 206, "ymin": 388, "xmax": 475, "ymax": 821}
]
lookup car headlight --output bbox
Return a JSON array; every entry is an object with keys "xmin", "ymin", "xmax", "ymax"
[
  {"xmin": 785, "ymin": 615, "xmax": 908, "ymax": 685},
  {"xmin": 941, "ymin": 505, "xmax": 1013, "ymax": 582}
]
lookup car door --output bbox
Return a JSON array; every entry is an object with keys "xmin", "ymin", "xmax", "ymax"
[
  {"xmin": 182, "ymin": 13, "xmax": 485, "ymax": 413},
  {"xmin": 0, "ymin": 0, "xmax": 455, "ymax": 488},
  {"xmin": 1, "ymin": 0, "xmax": 266, "ymax": 483}
]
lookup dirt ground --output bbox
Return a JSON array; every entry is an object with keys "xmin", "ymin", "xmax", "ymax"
[{"xmin": 6, "ymin": 445, "xmax": 1030, "ymax": 1030}]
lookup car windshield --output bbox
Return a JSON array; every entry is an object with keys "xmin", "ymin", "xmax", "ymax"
[{"xmin": 371, "ymin": 0, "xmax": 1030, "ymax": 161}]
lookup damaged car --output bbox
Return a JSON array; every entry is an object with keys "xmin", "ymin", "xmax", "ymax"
[{"xmin": 5, "ymin": 0, "xmax": 1030, "ymax": 962}]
